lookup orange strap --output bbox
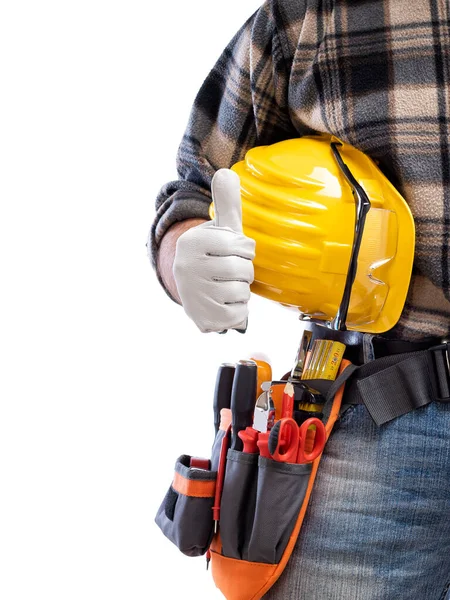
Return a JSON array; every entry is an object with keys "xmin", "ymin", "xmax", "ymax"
[{"xmin": 172, "ymin": 472, "xmax": 216, "ymax": 498}]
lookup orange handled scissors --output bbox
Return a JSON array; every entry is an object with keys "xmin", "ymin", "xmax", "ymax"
[{"xmin": 268, "ymin": 417, "xmax": 326, "ymax": 463}]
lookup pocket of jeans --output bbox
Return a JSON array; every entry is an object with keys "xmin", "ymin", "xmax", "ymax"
[
  {"xmin": 219, "ymin": 449, "xmax": 259, "ymax": 560},
  {"xmin": 338, "ymin": 403, "xmax": 358, "ymax": 424},
  {"xmin": 246, "ymin": 457, "xmax": 313, "ymax": 564},
  {"xmin": 154, "ymin": 454, "xmax": 216, "ymax": 557}
]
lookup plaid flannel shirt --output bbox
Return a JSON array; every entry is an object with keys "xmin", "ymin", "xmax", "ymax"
[{"xmin": 149, "ymin": 0, "xmax": 450, "ymax": 339}]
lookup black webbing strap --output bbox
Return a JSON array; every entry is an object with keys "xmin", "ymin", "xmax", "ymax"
[
  {"xmin": 325, "ymin": 363, "xmax": 359, "ymax": 402},
  {"xmin": 326, "ymin": 346, "xmax": 450, "ymax": 426},
  {"xmin": 429, "ymin": 344, "xmax": 450, "ymax": 401}
]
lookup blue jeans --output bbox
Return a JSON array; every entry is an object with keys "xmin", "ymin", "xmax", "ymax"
[{"xmin": 264, "ymin": 401, "xmax": 450, "ymax": 599}]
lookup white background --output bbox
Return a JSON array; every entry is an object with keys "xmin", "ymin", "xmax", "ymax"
[{"xmin": 0, "ymin": 2, "xmax": 305, "ymax": 598}]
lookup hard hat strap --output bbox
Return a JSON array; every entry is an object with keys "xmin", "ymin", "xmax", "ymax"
[{"xmin": 330, "ymin": 142, "xmax": 371, "ymax": 331}]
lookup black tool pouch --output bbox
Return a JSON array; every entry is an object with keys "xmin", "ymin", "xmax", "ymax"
[
  {"xmin": 217, "ymin": 449, "xmax": 312, "ymax": 564},
  {"xmin": 154, "ymin": 454, "xmax": 216, "ymax": 557},
  {"xmin": 246, "ymin": 457, "xmax": 312, "ymax": 564},
  {"xmin": 219, "ymin": 449, "xmax": 259, "ymax": 560}
]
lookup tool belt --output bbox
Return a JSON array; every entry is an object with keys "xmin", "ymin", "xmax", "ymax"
[
  {"xmin": 155, "ymin": 362, "xmax": 351, "ymax": 600},
  {"xmin": 154, "ymin": 337, "xmax": 450, "ymax": 600}
]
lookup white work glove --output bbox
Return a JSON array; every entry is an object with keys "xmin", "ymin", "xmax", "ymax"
[{"xmin": 173, "ymin": 168, "xmax": 256, "ymax": 333}]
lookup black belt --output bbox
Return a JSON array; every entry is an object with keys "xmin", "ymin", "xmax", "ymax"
[
  {"xmin": 367, "ymin": 336, "xmax": 443, "ymax": 360},
  {"xmin": 304, "ymin": 322, "xmax": 443, "ymax": 365},
  {"xmin": 324, "ymin": 341, "xmax": 450, "ymax": 426}
]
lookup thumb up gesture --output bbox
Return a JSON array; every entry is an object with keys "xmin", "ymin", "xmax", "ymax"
[{"xmin": 173, "ymin": 169, "xmax": 256, "ymax": 333}]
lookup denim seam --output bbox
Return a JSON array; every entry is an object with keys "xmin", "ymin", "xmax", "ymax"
[{"xmin": 438, "ymin": 579, "xmax": 450, "ymax": 600}]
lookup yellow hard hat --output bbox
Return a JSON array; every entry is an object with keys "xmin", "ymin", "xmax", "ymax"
[{"xmin": 209, "ymin": 135, "xmax": 415, "ymax": 334}]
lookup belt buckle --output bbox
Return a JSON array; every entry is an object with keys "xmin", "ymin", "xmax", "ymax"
[{"xmin": 427, "ymin": 342, "xmax": 450, "ymax": 402}]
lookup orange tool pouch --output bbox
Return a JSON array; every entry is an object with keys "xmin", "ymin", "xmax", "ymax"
[{"xmin": 155, "ymin": 362, "xmax": 352, "ymax": 600}]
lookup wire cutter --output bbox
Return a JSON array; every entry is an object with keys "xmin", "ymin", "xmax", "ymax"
[{"xmin": 238, "ymin": 390, "xmax": 275, "ymax": 457}]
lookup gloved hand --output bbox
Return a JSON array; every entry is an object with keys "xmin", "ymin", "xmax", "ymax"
[{"xmin": 173, "ymin": 168, "xmax": 256, "ymax": 333}]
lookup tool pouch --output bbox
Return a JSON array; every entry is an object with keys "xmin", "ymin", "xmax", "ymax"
[
  {"xmin": 209, "ymin": 364, "xmax": 351, "ymax": 600},
  {"xmin": 155, "ymin": 454, "xmax": 216, "ymax": 557},
  {"xmin": 154, "ymin": 362, "xmax": 352, "ymax": 600},
  {"xmin": 219, "ymin": 450, "xmax": 259, "ymax": 560}
]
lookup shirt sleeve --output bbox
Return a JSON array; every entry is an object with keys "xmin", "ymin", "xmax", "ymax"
[{"xmin": 148, "ymin": 0, "xmax": 301, "ymax": 296}]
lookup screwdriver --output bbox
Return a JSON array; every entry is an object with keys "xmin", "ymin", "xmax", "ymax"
[
  {"xmin": 213, "ymin": 363, "xmax": 236, "ymax": 435},
  {"xmin": 250, "ymin": 353, "xmax": 272, "ymax": 395},
  {"xmin": 230, "ymin": 360, "xmax": 258, "ymax": 451}
]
